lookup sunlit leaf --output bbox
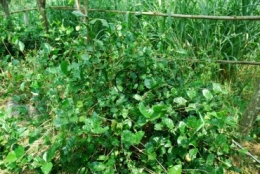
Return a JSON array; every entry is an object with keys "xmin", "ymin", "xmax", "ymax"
[
  {"xmin": 173, "ymin": 97, "xmax": 187, "ymax": 106},
  {"xmin": 212, "ymin": 83, "xmax": 222, "ymax": 93},
  {"xmin": 5, "ymin": 151, "xmax": 17, "ymax": 163},
  {"xmin": 18, "ymin": 41, "xmax": 25, "ymax": 52},
  {"xmin": 202, "ymin": 89, "xmax": 213, "ymax": 100},
  {"xmin": 15, "ymin": 145, "xmax": 24, "ymax": 159},
  {"xmin": 41, "ymin": 162, "xmax": 53, "ymax": 174},
  {"xmin": 72, "ymin": 10, "xmax": 87, "ymax": 17},
  {"xmin": 168, "ymin": 164, "xmax": 182, "ymax": 174},
  {"xmin": 139, "ymin": 103, "xmax": 152, "ymax": 118},
  {"xmin": 144, "ymin": 77, "xmax": 157, "ymax": 89}
]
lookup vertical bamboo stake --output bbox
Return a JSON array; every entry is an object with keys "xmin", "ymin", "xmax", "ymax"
[
  {"xmin": 83, "ymin": 0, "xmax": 88, "ymax": 44},
  {"xmin": 239, "ymin": 77, "xmax": 260, "ymax": 137},
  {"xmin": 23, "ymin": 9, "xmax": 29, "ymax": 26},
  {"xmin": 0, "ymin": 0, "xmax": 12, "ymax": 29},
  {"xmin": 36, "ymin": 0, "xmax": 49, "ymax": 33}
]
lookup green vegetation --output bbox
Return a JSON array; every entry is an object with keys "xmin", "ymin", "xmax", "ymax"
[{"xmin": 0, "ymin": 0, "xmax": 260, "ymax": 173}]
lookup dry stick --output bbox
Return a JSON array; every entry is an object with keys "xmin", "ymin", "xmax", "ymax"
[
  {"xmin": 232, "ymin": 139, "xmax": 260, "ymax": 164},
  {"xmin": 2, "ymin": 6, "xmax": 260, "ymax": 20},
  {"xmin": 1, "ymin": 40, "xmax": 12, "ymax": 56},
  {"xmin": 156, "ymin": 57, "xmax": 260, "ymax": 66},
  {"xmin": 87, "ymin": 9, "xmax": 260, "ymax": 20}
]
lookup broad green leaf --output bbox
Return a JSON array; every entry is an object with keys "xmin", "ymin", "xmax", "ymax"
[
  {"xmin": 173, "ymin": 97, "xmax": 187, "ymax": 106},
  {"xmin": 206, "ymin": 154, "xmax": 215, "ymax": 165},
  {"xmin": 54, "ymin": 117, "xmax": 69, "ymax": 127},
  {"xmin": 15, "ymin": 145, "xmax": 25, "ymax": 159},
  {"xmin": 139, "ymin": 103, "xmax": 152, "ymax": 118},
  {"xmin": 134, "ymin": 131, "xmax": 144, "ymax": 144},
  {"xmin": 77, "ymin": 101, "xmax": 84, "ymax": 108},
  {"xmin": 20, "ymin": 82, "xmax": 26, "ymax": 91},
  {"xmin": 60, "ymin": 61, "xmax": 69, "ymax": 75},
  {"xmin": 121, "ymin": 130, "xmax": 144, "ymax": 145},
  {"xmin": 168, "ymin": 164, "xmax": 182, "ymax": 174},
  {"xmin": 202, "ymin": 89, "xmax": 213, "ymax": 100},
  {"xmin": 91, "ymin": 162, "xmax": 106, "ymax": 171},
  {"xmin": 177, "ymin": 136, "xmax": 188, "ymax": 147},
  {"xmin": 43, "ymin": 43, "xmax": 52, "ymax": 53},
  {"xmin": 5, "ymin": 151, "xmax": 17, "ymax": 163},
  {"xmin": 18, "ymin": 41, "xmax": 25, "ymax": 52},
  {"xmin": 144, "ymin": 77, "xmax": 157, "ymax": 89},
  {"xmin": 186, "ymin": 88, "xmax": 197, "ymax": 99},
  {"xmin": 133, "ymin": 94, "xmax": 143, "ymax": 101},
  {"xmin": 148, "ymin": 152, "xmax": 157, "ymax": 161},
  {"xmin": 41, "ymin": 162, "xmax": 53, "ymax": 174},
  {"xmin": 212, "ymin": 83, "xmax": 222, "ymax": 93},
  {"xmin": 178, "ymin": 121, "xmax": 186, "ymax": 135},
  {"xmin": 171, "ymin": 87, "xmax": 178, "ymax": 96},
  {"xmin": 89, "ymin": 19, "xmax": 109, "ymax": 27},
  {"xmin": 189, "ymin": 148, "xmax": 198, "ymax": 160},
  {"xmin": 72, "ymin": 10, "xmax": 87, "ymax": 17},
  {"xmin": 215, "ymin": 134, "xmax": 226, "ymax": 146},
  {"xmin": 151, "ymin": 105, "xmax": 166, "ymax": 121},
  {"xmin": 43, "ymin": 146, "xmax": 56, "ymax": 162},
  {"xmin": 185, "ymin": 103, "xmax": 197, "ymax": 112},
  {"xmin": 162, "ymin": 118, "xmax": 174, "ymax": 129}
]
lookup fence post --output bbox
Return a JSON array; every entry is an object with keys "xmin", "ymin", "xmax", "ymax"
[{"xmin": 36, "ymin": 0, "xmax": 49, "ymax": 33}]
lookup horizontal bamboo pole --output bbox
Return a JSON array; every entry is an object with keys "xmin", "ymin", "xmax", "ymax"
[
  {"xmin": 157, "ymin": 58, "xmax": 260, "ymax": 66},
  {"xmin": 1, "ymin": 6, "xmax": 260, "ymax": 20}
]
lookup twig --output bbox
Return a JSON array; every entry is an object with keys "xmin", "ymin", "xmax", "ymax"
[
  {"xmin": 232, "ymin": 139, "xmax": 260, "ymax": 164},
  {"xmin": 1, "ymin": 40, "xmax": 12, "ymax": 56}
]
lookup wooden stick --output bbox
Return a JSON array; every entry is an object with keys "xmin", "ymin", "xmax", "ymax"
[{"xmin": 2, "ymin": 7, "xmax": 260, "ymax": 20}]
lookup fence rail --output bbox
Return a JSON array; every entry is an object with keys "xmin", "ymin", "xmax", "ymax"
[
  {"xmin": 1, "ymin": 6, "xmax": 260, "ymax": 66},
  {"xmin": 1, "ymin": 6, "xmax": 260, "ymax": 20}
]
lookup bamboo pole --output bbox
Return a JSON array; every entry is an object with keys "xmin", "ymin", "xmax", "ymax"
[{"xmin": 2, "ymin": 7, "xmax": 260, "ymax": 21}]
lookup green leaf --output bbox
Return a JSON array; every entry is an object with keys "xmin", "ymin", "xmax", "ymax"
[
  {"xmin": 151, "ymin": 105, "xmax": 166, "ymax": 121},
  {"xmin": 60, "ymin": 61, "xmax": 69, "ymax": 75},
  {"xmin": 5, "ymin": 151, "xmax": 17, "ymax": 163},
  {"xmin": 144, "ymin": 77, "xmax": 157, "ymax": 89},
  {"xmin": 168, "ymin": 164, "xmax": 182, "ymax": 174},
  {"xmin": 139, "ymin": 103, "xmax": 152, "ymax": 118},
  {"xmin": 178, "ymin": 121, "xmax": 186, "ymax": 135},
  {"xmin": 148, "ymin": 152, "xmax": 157, "ymax": 161},
  {"xmin": 186, "ymin": 88, "xmax": 197, "ymax": 99},
  {"xmin": 89, "ymin": 19, "xmax": 109, "ymax": 27},
  {"xmin": 20, "ymin": 82, "xmax": 26, "ymax": 91},
  {"xmin": 173, "ymin": 97, "xmax": 187, "ymax": 106},
  {"xmin": 215, "ymin": 134, "xmax": 226, "ymax": 146},
  {"xmin": 18, "ymin": 41, "xmax": 25, "ymax": 52},
  {"xmin": 41, "ymin": 162, "xmax": 53, "ymax": 174},
  {"xmin": 15, "ymin": 145, "xmax": 25, "ymax": 159},
  {"xmin": 212, "ymin": 83, "xmax": 222, "ymax": 93},
  {"xmin": 134, "ymin": 131, "xmax": 145, "ymax": 144},
  {"xmin": 43, "ymin": 43, "xmax": 52, "ymax": 53},
  {"xmin": 206, "ymin": 154, "xmax": 215, "ymax": 165},
  {"xmin": 72, "ymin": 10, "xmax": 87, "ymax": 17},
  {"xmin": 202, "ymin": 89, "xmax": 213, "ymax": 100},
  {"xmin": 90, "ymin": 162, "xmax": 106, "ymax": 171},
  {"xmin": 121, "ymin": 130, "xmax": 144, "ymax": 146},
  {"xmin": 162, "ymin": 118, "xmax": 174, "ymax": 129},
  {"xmin": 177, "ymin": 136, "xmax": 188, "ymax": 147},
  {"xmin": 189, "ymin": 148, "xmax": 198, "ymax": 160}
]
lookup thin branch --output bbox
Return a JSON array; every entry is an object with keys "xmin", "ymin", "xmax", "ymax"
[{"xmin": 232, "ymin": 139, "xmax": 260, "ymax": 164}]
